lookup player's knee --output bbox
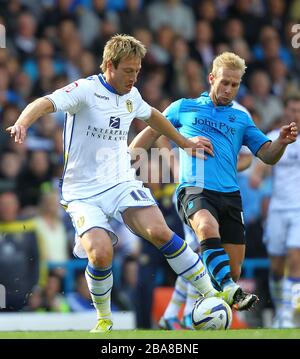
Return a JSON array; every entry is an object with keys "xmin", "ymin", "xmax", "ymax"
[
  {"xmin": 288, "ymin": 250, "xmax": 300, "ymax": 274},
  {"xmin": 90, "ymin": 249, "xmax": 111, "ymax": 267},
  {"xmin": 194, "ymin": 222, "xmax": 216, "ymax": 239},
  {"xmin": 86, "ymin": 244, "xmax": 112, "ymax": 267},
  {"xmin": 145, "ymin": 225, "xmax": 172, "ymax": 246}
]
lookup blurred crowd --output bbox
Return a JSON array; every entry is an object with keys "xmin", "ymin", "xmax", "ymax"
[{"xmin": 0, "ymin": 0, "xmax": 300, "ymax": 328}]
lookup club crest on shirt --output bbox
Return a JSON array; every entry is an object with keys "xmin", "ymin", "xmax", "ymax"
[
  {"xmin": 126, "ymin": 100, "xmax": 133, "ymax": 113},
  {"xmin": 76, "ymin": 216, "xmax": 85, "ymax": 228}
]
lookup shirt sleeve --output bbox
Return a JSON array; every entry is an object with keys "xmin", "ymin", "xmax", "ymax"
[
  {"xmin": 243, "ymin": 115, "xmax": 271, "ymax": 156},
  {"xmin": 163, "ymin": 99, "xmax": 183, "ymax": 128},
  {"xmin": 45, "ymin": 79, "xmax": 88, "ymax": 115},
  {"xmin": 133, "ymin": 89, "xmax": 152, "ymax": 121}
]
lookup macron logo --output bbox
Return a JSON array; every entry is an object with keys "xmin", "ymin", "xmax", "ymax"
[
  {"xmin": 109, "ymin": 117, "xmax": 120, "ymax": 129},
  {"xmin": 94, "ymin": 93, "xmax": 109, "ymax": 101}
]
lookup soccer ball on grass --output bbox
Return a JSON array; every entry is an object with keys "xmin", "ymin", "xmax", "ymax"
[{"xmin": 192, "ymin": 296, "xmax": 232, "ymax": 330}]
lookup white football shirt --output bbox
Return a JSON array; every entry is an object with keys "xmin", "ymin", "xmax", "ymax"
[
  {"xmin": 46, "ymin": 74, "xmax": 152, "ymax": 202},
  {"xmin": 267, "ymin": 129, "xmax": 300, "ymax": 210}
]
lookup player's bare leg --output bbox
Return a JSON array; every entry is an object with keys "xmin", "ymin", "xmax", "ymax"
[
  {"xmin": 80, "ymin": 228, "xmax": 114, "ymax": 333},
  {"xmin": 190, "ymin": 209, "xmax": 258, "ymax": 311},
  {"xmin": 122, "ymin": 206, "xmax": 218, "ymax": 298}
]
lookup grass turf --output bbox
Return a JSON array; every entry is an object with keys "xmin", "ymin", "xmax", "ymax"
[{"xmin": 0, "ymin": 329, "xmax": 300, "ymax": 339}]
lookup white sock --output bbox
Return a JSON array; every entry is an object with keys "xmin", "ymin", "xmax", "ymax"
[
  {"xmin": 164, "ymin": 276, "xmax": 187, "ymax": 319},
  {"xmin": 184, "ymin": 283, "xmax": 199, "ymax": 317},
  {"xmin": 85, "ymin": 262, "xmax": 113, "ymax": 320},
  {"xmin": 291, "ymin": 278, "xmax": 300, "ymax": 310},
  {"xmin": 269, "ymin": 274, "xmax": 283, "ymax": 316},
  {"xmin": 281, "ymin": 277, "xmax": 295, "ymax": 327},
  {"xmin": 160, "ymin": 234, "xmax": 218, "ymax": 297}
]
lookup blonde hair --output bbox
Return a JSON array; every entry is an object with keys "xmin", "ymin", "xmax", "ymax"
[
  {"xmin": 100, "ymin": 34, "xmax": 147, "ymax": 72},
  {"xmin": 211, "ymin": 52, "xmax": 246, "ymax": 77}
]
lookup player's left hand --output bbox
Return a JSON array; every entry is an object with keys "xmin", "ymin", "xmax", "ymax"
[
  {"xmin": 279, "ymin": 122, "xmax": 298, "ymax": 145},
  {"xmin": 184, "ymin": 136, "xmax": 214, "ymax": 159}
]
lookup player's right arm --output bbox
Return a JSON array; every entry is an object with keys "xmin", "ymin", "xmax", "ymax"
[
  {"xmin": 7, "ymin": 79, "xmax": 88, "ymax": 144},
  {"xmin": 6, "ymin": 97, "xmax": 54, "ymax": 143}
]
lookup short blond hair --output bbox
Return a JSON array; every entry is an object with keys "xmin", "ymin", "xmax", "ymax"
[
  {"xmin": 211, "ymin": 52, "xmax": 246, "ymax": 77},
  {"xmin": 100, "ymin": 34, "xmax": 147, "ymax": 72}
]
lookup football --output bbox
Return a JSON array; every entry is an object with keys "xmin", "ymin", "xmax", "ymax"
[{"xmin": 192, "ymin": 296, "xmax": 232, "ymax": 330}]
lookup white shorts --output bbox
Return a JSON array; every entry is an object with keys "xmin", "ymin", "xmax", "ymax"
[
  {"xmin": 63, "ymin": 180, "xmax": 156, "ymax": 258},
  {"xmin": 264, "ymin": 209, "xmax": 300, "ymax": 256}
]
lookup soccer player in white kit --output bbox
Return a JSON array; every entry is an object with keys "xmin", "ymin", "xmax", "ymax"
[
  {"xmin": 7, "ymin": 34, "xmax": 221, "ymax": 333},
  {"xmin": 251, "ymin": 94, "xmax": 300, "ymax": 328}
]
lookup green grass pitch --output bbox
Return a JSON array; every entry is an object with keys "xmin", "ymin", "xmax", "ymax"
[{"xmin": 0, "ymin": 329, "xmax": 300, "ymax": 339}]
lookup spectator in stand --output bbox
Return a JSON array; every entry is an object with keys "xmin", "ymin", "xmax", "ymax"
[
  {"xmin": 78, "ymin": 51, "xmax": 98, "ymax": 78},
  {"xmin": 23, "ymin": 38, "xmax": 65, "ymax": 84},
  {"xmin": 265, "ymin": 0, "xmax": 289, "ymax": 39},
  {"xmin": 150, "ymin": 25, "xmax": 175, "ymax": 66},
  {"xmin": 0, "ymin": 66, "xmax": 22, "ymax": 108},
  {"xmin": 0, "ymin": 150, "xmax": 23, "ymax": 193},
  {"xmin": 268, "ymin": 57, "xmax": 299, "ymax": 98},
  {"xmin": 253, "ymin": 25, "xmax": 293, "ymax": 70},
  {"xmin": 146, "ymin": 0, "xmax": 196, "ymax": 41},
  {"xmin": 115, "ymin": 255, "xmax": 138, "ymax": 311},
  {"xmin": 67, "ymin": 273, "xmax": 93, "ymax": 312},
  {"xmin": 193, "ymin": 0, "xmax": 224, "ymax": 42},
  {"xmin": 248, "ymin": 69, "xmax": 283, "ymax": 132},
  {"xmin": 13, "ymin": 12, "xmax": 38, "ymax": 63},
  {"xmin": 39, "ymin": 0, "xmax": 79, "ymax": 35},
  {"xmin": 26, "ymin": 114, "xmax": 58, "ymax": 152},
  {"xmin": 12, "ymin": 71, "xmax": 33, "ymax": 106},
  {"xmin": 119, "ymin": 0, "xmax": 149, "ymax": 35},
  {"xmin": 223, "ymin": 18, "xmax": 245, "ymax": 44},
  {"xmin": 0, "ymin": 105, "xmax": 21, "ymax": 152},
  {"xmin": 31, "ymin": 57, "xmax": 57, "ymax": 97},
  {"xmin": 78, "ymin": 0, "xmax": 120, "ymax": 48},
  {"xmin": 0, "ymin": 192, "xmax": 46, "ymax": 310},
  {"xmin": 42, "ymin": 273, "xmax": 69, "ymax": 312},
  {"xmin": 189, "ymin": 20, "xmax": 215, "ymax": 75},
  {"xmin": 17, "ymin": 150, "xmax": 53, "ymax": 210},
  {"xmin": 167, "ymin": 36, "xmax": 191, "ymax": 98},
  {"xmin": 35, "ymin": 191, "xmax": 69, "ymax": 275},
  {"xmin": 182, "ymin": 59, "xmax": 205, "ymax": 99},
  {"xmin": 132, "ymin": 28, "xmax": 160, "ymax": 72},
  {"xmin": 227, "ymin": 0, "xmax": 264, "ymax": 46}
]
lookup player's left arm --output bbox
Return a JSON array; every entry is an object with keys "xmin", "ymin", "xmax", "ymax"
[
  {"xmin": 129, "ymin": 126, "xmax": 162, "ymax": 152},
  {"xmin": 256, "ymin": 122, "xmax": 298, "ymax": 165},
  {"xmin": 145, "ymin": 108, "xmax": 214, "ymax": 158}
]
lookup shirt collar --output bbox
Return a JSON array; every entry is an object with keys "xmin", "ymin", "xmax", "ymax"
[
  {"xmin": 201, "ymin": 91, "xmax": 233, "ymax": 108},
  {"xmin": 98, "ymin": 74, "xmax": 119, "ymax": 94}
]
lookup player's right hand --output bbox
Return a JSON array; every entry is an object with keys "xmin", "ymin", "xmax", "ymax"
[{"xmin": 6, "ymin": 124, "xmax": 27, "ymax": 144}]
